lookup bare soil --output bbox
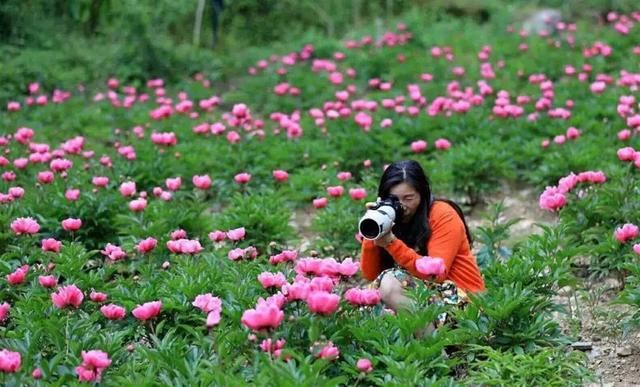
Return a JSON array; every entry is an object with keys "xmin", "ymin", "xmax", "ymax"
[{"xmin": 288, "ymin": 206, "xmax": 316, "ymax": 252}]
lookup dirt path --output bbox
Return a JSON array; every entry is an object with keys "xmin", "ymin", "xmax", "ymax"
[
  {"xmin": 554, "ymin": 280, "xmax": 640, "ymax": 386},
  {"xmin": 288, "ymin": 206, "xmax": 317, "ymax": 252}
]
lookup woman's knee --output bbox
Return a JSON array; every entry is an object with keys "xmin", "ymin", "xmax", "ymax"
[{"xmin": 379, "ymin": 272, "xmax": 403, "ymax": 304}]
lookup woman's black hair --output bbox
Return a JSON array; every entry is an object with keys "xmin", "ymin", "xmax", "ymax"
[{"xmin": 376, "ymin": 160, "xmax": 473, "ymax": 269}]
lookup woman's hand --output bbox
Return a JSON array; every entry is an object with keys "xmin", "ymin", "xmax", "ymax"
[
  {"xmin": 374, "ymin": 231, "xmax": 396, "ymax": 248},
  {"xmin": 364, "ymin": 197, "xmax": 381, "ymax": 210}
]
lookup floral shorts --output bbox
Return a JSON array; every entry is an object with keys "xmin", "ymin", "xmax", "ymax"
[{"xmin": 368, "ymin": 267, "xmax": 469, "ymax": 327}]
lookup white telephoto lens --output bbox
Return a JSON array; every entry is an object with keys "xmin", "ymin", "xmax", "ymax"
[{"xmin": 358, "ymin": 205, "xmax": 396, "ymax": 240}]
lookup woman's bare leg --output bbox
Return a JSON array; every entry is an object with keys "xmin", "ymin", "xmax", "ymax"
[
  {"xmin": 378, "ymin": 272, "xmax": 437, "ymax": 338},
  {"xmin": 379, "ymin": 272, "xmax": 413, "ymax": 311}
]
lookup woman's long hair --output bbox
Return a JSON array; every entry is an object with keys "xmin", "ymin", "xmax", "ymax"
[{"xmin": 376, "ymin": 160, "xmax": 473, "ymax": 269}]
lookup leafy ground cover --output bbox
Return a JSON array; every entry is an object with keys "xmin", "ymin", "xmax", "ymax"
[{"xmin": 1, "ymin": 5, "xmax": 639, "ymax": 386}]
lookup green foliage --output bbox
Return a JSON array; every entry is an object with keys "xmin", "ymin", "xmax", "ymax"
[
  {"xmin": 616, "ymin": 261, "xmax": 640, "ymax": 331},
  {"xmin": 211, "ymin": 191, "xmax": 295, "ymax": 250},
  {"xmin": 439, "ymin": 140, "xmax": 515, "ymax": 205},
  {"xmin": 473, "ymin": 200, "xmax": 520, "ymax": 268},
  {"xmin": 312, "ymin": 196, "xmax": 365, "ymax": 257},
  {"xmin": 466, "ymin": 346, "xmax": 592, "ymax": 386}
]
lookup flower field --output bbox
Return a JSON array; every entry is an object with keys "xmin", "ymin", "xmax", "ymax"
[{"xmin": 1, "ymin": 5, "xmax": 640, "ymax": 386}]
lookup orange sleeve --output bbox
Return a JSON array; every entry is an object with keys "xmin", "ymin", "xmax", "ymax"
[
  {"xmin": 360, "ymin": 239, "xmax": 383, "ymax": 281},
  {"xmin": 383, "ymin": 203, "xmax": 465, "ymax": 281}
]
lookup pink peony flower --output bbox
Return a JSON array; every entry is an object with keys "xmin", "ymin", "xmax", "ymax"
[
  {"xmin": 282, "ymin": 281, "xmax": 310, "ymax": 301},
  {"xmin": 136, "ymin": 237, "xmax": 157, "ymax": 254},
  {"xmin": 241, "ymin": 302, "xmax": 284, "ymax": 331},
  {"xmin": 132, "ymin": 301, "xmax": 162, "ymax": 321},
  {"xmin": 309, "ymin": 276, "xmax": 335, "ymax": 292},
  {"xmin": 349, "ymin": 188, "xmax": 367, "ymax": 200},
  {"xmin": 208, "ymin": 230, "xmax": 226, "ymax": 242},
  {"xmin": 617, "ymin": 147, "xmax": 636, "ymax": 161},
  {"xmin": 380, "ymin": 118, "xmax": 393, "ymax": 128},
  {"xmin": 119, "ymin": 181, "xmax": 136, "ymax": 197},
  {"xmin": 192, "ymin": 293, "xmax": 222, "ymax": 314},
  {"xmin": 257, "ymin": 272, "xmax": 287, "ymax": 289},
  {"xmin": 553, "ymin": 135, "xmax": 566, "ymax": 145},
  {"xmin": 232, "ymin": 103, "xmax": 248, "ymax": 118},
  {"xmin": 100, "ymin": 304, "xmax": 126, "ymax": 320},
  {"xmin": 41, "ymin": 238, "xmax": 62, "ymax": 252},
  {"xmin": 226, "ymin": 131, "xmax": 241, "ymax": 143},
  {"xmin": 0, "ymin": 303, "xmax": 10, "ymax": 322},
  {"xmin": 38, "ymin": 275, "xmax": 58, "ymax": 288},
  {"xmin": 227, "ymin": 227, "xmax": 246, "ymax": 241},
  {"xmin": 272, "ymin": 170, "xmax": 289, "ymax": 182},
  {"xmin": 326, "ymin": 186, "xmax": 344, "ymax": 198},
  {"xmin": 7, "ymin": 265, "xmax": 29, "ymax": 285},
  {"xmin": 166, "ymin": 239, "xmax": 203, "ymax": 254},
  {"xmin": 8, "ymin": 187, "xmax": 24, "ymax": 199},
  {"xmin": 615, "ymin": 223, "xmax": 639, "ymax": 243},
  {"xmin": 357, "ymin": 358, "xmax": 373, "ymax": 372},
  {"xmin": 129, "ymin": 198, "xmax": 147, "ymax": 212},
  {"xmin": 101, "ymin": 243, "xmax": 126, "ymax": 261},
  {"xmin": 32, "ymin": 368, "xmax": 42, "ymax": 379},
  {"xmin": 0, "ymin": 349, "xmax": 21, "ymax": 373},
  {"xmin": 75, "ymin": 350, "xmax": 111, "ymax": 382},
  {"xmin": 13, "ymin": 157, "xmax": 29, "ymax": 169},
  {"xmin": 50, "ymin": 158, "xmax": 73, "ymax": 173},
  {"xmin": 192, "ymin": 175, "xmax": 212, "ymax": 190},
  {"xmin": 150, "ymin": 132, "xmax": 177, "ymax": 146},
  {"xmin": 313, "ymin": 197, "xmax": 328, "ymax": 209},
  {"xmin": 539, "ymin": 187, "xmax": 567, "ymax": 212},
  {"xmin": 90, "ymin": 291, "xmax": 108, "ymax": 303},
  {"xmin": 65, "ymin": 189, "xmax": 81, "ymax": 201},
  {"xmin": 415, "ymin": 256, "xmax": 445, "ymax": 276},
  {"xmin": 590, "ymin": 81, "xmax": 606, "ymax": 93},
  {"xmin": 7, "ymin": 101, "xmax": 21, "ymax": 112},
  {"xmin": 91, "ymin": 176, "xmax": 109, "ymax": 187},
  {"xmin": 336, "ymin": 171, "xmax": 352, "ymax": 181},
  {"xmin": 618, "ymin": 129, "xmax": 632, "ymax": 141},
  {"xmin": 316, "ymin": 342, "xmax": 340, "ymax": 360},
  {"xmin": 171, "ymin": 229, "xmax": 187, "ymax": 239},
  {"xmin": 10, "ymin": 217, "xmax": 40, "ymax": 235},
  {"xmin": 306, "ymin": 291, "xmax": 340, "ymax": 315},
  {"xmin": 259, "ymin": 338, "xmax": 286, "ymax": 356},
  {"xmin": 411, "ymin": 140, "xmax": 428, "ymax": 153},
  {"xmin": 338, "ymin": 258, "xmax": 360, "ymax": 276},
  {"xmin": 51, "ymin": 285, "xmax": 84, "ymax": 308},
  {"xmin": 37, "ymin": 171, "xmax": 54, "ymax": 184},
  {"xmin": 234, "ymin": 173, "xmax": 251, "ymax": 184},
  {"xmin": 344, "ymin": 288, "xmax": 381, "ymax": 306},
  {"xmin": 434, "ymin": 138, "xmax": 452, "ymax": 150},
  {"xmin": 228, "ymin": 248, "xmax": 245, "ymax": 260},
  {"xmin": 354, "ymin": 112, "xmax": 372, "ymax": 130},
  {"xmin": 206, "ymin": 309, "xmax": 222, "ymax": 327},
  {"xmin": 165, "ymin": 177, "xmax": 182, "ymax": 191},
  {"xmin": 61, "ymin": 218, "xmax": 82, "ymax": 231},
  {"xmin": 634, "ymin": 244, "xmax": 640, "ymax": 255},
  {"xmin": 566, "ymin": 127, "xmax": 581, "ymax": 140},
  {"xmin": 269, "ymin": 250, "xmax": 298, "ymax": 265}
]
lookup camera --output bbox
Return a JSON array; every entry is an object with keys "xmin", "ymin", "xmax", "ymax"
[{"xmin": 358, "ymin": 196, "xmax": 404, "ymax": 240}]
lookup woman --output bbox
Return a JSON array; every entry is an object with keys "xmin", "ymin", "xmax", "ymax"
[{"xmin": 360, "ymin": 160, "xmax": 485, "ymax": 327}]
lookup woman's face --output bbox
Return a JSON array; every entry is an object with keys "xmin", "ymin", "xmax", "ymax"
[{"xmin": 389, "ymin": 182, "xmax": 421, "ymax": 223}]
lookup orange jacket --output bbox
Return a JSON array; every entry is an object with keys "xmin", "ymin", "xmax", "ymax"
[{"xmin": 360, "ymin": 201, "xmax": 485, "ymax": 293}]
